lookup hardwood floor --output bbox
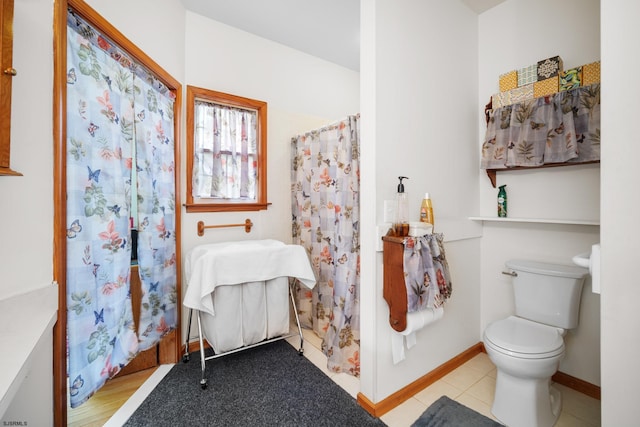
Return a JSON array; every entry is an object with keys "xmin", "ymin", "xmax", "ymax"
[{"xmin": 67, "ymin": 368, "xmax": 157, "ymax": 427}]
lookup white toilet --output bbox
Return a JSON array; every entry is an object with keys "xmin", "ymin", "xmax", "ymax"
[{"xmin": 483, "ymin": 259, "xmax": 588, "ymax": 427}]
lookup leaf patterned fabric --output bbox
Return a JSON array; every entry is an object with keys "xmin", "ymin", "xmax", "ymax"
[
  {"xmin": 482, "ymin": 84, "xmax": 600, "ymax": 169},
  {"xmin": 402, "ymin": 234, "xmax": 452, "ymax": 311},
  {"xmin": 66, "ymin": 11, "xmax": 176, "ymax": 407},
  {"xmin": 291, "ymin": 116, "xmax": 361, "ymax": 376}
]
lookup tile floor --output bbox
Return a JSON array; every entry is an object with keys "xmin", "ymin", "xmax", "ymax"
[{"xmin": 287, "ymin": 328, "xmax": 601, "ymax": 427}]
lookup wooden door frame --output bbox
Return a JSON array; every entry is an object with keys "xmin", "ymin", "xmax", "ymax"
[{"xmin": 53, "ymin": 1, "xmax": 182, "ymax": 425}]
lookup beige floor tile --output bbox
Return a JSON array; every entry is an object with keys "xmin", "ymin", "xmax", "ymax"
[
  {"xmin": 380, "ymin": 397, "xmax": 427, "ymax": 427},
  {"xmin": 555, "ymin": 384, "xmax": 601, "ymax": 426},
  {"xmin": 465, "ymin": 375, "xmax": 496, "ymax": 406},
  {"xmin": 440, "ymin": 364, "xmax": 486, "ymax": 390},
  {"xmin": 296, "ymin": 340, "xmax": 333, "ymax": 376},
  {"xmin": 487, "ymin": 367, "xmax": 497, "ymax": 379},
  {"xmin": 556, "ymin": 410, "xmax": 594, "ymax": 427},
  {"xmin": 413, "ymin": 379, "xmax": 464, "ymax": 407},
  {"xmin": 463, "ymin": 353, "xmax": 496, "ymax": 375},
  {"xmin": 301, "ymin": 327, "xmax": 324, "ymax": 350},
  {"xmin": 455, "ymin": 393, "xmax": 499, "ymax": 422},
  {"xmin": 290, "ymin": 329, "xmax": 598, "ymax": 427},
  {"xmin": 331, "ymin": 372, "xmax": 360, "ymax": 399}
]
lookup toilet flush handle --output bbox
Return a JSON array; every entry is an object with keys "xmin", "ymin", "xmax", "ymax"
[{"xmin": 501, "ymin": 270, "xmax": 517, "ymax": 277}]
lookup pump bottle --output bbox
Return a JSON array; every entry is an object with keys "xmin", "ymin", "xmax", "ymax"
[
  {"xmin": 420, "ymin": 193, "xmax": 435, "ymax": 228},
  {"xmin": 394, "ymin": 176, "xmax": 409, "ymax": 237}
]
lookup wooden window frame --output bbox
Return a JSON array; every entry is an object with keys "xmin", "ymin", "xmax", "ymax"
[
  {"xmin": 0, "ymin": 0, "xmax": 20, "ymax": 176},
  {"xmin": 185, "ymin": 85, "xmax": 268, "ymax": 213}
]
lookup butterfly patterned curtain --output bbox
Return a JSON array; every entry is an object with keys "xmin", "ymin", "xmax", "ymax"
[
  {"xmin": 291, "ymin": 115, "xmax": 361, "ymax": 376},
  {"xmin": 65, "ymin": 10, "xmax": 177, "ymax": 407},
  {"xmin": 132, "ymin": 74, "xmax": 177, "ymax": 350}
]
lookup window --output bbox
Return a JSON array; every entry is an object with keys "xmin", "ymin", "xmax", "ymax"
[
  {"xmin": 0, "ymin": 0, "xmax": 20, "ymax": 176},
  {"xmin": 186, "ymin": 85, "xmax": 268, "ymax": 212}
]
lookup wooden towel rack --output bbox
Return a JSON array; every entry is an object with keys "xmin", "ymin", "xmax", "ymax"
[
  {"xmin": 197, "ymin": 219, "xmax": 253, "ymax": 236},
  {"xmin": 382, "ymin": 232, "xmax": 409, "ymax": 332}
]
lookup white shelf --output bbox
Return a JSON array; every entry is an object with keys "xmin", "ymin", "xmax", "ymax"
[
  {"xmin": 0, "ymin": 283, "xmax": 58, "ymax": 417},
  {"xmin": 469, "ymin": 216, "xmax": 600, "ymax": 226}
]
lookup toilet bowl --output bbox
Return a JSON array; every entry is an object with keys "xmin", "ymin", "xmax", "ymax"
[
  {"xmin": 483, "ymin": 259, "xmax": 587, "ymax": 427},
  {"xmin": 484, "ymin": 316, "xmax": 565, "ymax": 427}
]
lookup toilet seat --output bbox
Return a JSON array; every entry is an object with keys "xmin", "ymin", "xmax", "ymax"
[{"xmin": 485, "ymin": 316, "xmax": 564, "ymax": 359}]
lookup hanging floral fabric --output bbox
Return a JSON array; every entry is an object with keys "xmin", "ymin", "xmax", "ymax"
[
  {"xmin": 132, "ymin": 74, "xmax": 178, "ymax": 350},
  {"xmin": 65, "ymin": 10, "xmax": 176, "ymax": 407},
  {"xmin": 402, "ymin": 234, "xmax": 452, "ymax": 311},
  {"xmin": 482, "ymin": 84, "xmax": 600, "ymax": 169},
  {"xmin": 291, "ymin": 115, "xmax": 361, "ymax": 376}
]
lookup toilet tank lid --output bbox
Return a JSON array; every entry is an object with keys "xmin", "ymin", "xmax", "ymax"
[{"xmin": 506, "ymin": 259, "xmax": 588, "ymax": 279}]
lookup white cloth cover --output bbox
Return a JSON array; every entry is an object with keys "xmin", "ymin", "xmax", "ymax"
[
  {"xmin": 200, "ymin": 278, "xmax": 288, "ymax": 353},
  {"xmin": 184, "ymin": 240, "xmax": 316, "ymax": 353},
  {"xmin": 265, "ymin": 276, "xmax": 290, "ymax": 339},
  {"xmin": 184, "ymin": 239, "xmax": 317, "ymax": 315}
]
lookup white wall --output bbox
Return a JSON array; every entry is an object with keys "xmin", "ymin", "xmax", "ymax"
[
  {"xmin": 3, "ymin": 0, "xmax": 358, "ymax": 418},
  {"xmin": 601, "ymin": 1, "xmax": 640, "ymax": 424},
  {"xmin": 0, "ymin": 0, "xmax": 55, "ymax": 422},
  {"xmin": 85, "ymin": 0, "xmax": 186, "ymax": 82},
  {"xmin": 0, "ymin": 0, "xmax": 54, "ymax": 299},
  {"xmin": 360, "ymin": 0, "xmax": 482, "ymax": 402},
  {"xmin": 180, "ymin": 11, "xmax": 360, "ymax": 342},
  {"xmin": 181, "ymin": 11, "xmax": 359, "ymax": 261},
  {"xmin": 7, "ymin": 0, "xmax": 634, "ymax": 421},
  {"xmin": 477, "ymin": 0, "xmax": 601, "ymax": 222},
  {"xmin": 477, "ymin": 0, "xmax": 602, "ymax": 386}
]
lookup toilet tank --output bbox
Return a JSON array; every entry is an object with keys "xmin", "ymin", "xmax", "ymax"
[{"xmin": 506, "ymin": 259, "xmax": 588, "ymax": 329}]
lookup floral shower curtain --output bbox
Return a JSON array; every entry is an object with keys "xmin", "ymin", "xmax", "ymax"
[
  {"xmin": 291, "ymin": 115, "xmax": 361, "ymax": 376},
  {"xmin": 66, "ymin": 10, "xmax": 177, "ymax": 407}
]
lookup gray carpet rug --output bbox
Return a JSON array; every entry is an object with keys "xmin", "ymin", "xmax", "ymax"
[
  {"xmin": 124, "ymin": 340, "xmax": 385, "ymax": 426},
  {"xmin": 411, "ymin": 395, "xmax": 503, "ymax": 426}
]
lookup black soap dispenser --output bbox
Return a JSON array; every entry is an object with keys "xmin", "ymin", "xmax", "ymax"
[{"xmin": 394, "ymin": 176, "xmax": 409, "ymax": 237}]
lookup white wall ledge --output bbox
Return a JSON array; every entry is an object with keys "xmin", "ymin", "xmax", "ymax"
[
  {"xmin": 0, "ymin": 283, "xmax": 58, "ymax": 418},
  {"xmin": 469, "ymin": 216, "xmax": 600, "ymax": 226}
]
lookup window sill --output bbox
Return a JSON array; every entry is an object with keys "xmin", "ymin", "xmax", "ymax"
[
  {"xmin": 0, "ymin": 166, "xmax": 22, "ymax": 176},
  {"xmin": 185, "ymin": 202, "xmax": 271, "ymax": 213}
]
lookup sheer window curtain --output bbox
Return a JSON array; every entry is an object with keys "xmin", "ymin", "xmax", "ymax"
[
  {"xmin": 65, "ymin": 11, "xmax": 177, "ymax": 407},
  {"xmin": 192, "ymin": 101, "xmax": 257, "ymax": 200},
  {"xmin": 291, "ymin": 115, "xmax": 361, "ymax": 376}
]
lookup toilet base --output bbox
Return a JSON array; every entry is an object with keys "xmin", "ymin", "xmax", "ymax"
[{"xmin": 492, "ymin": 370, "xmax": 562, "ymax": 427}]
